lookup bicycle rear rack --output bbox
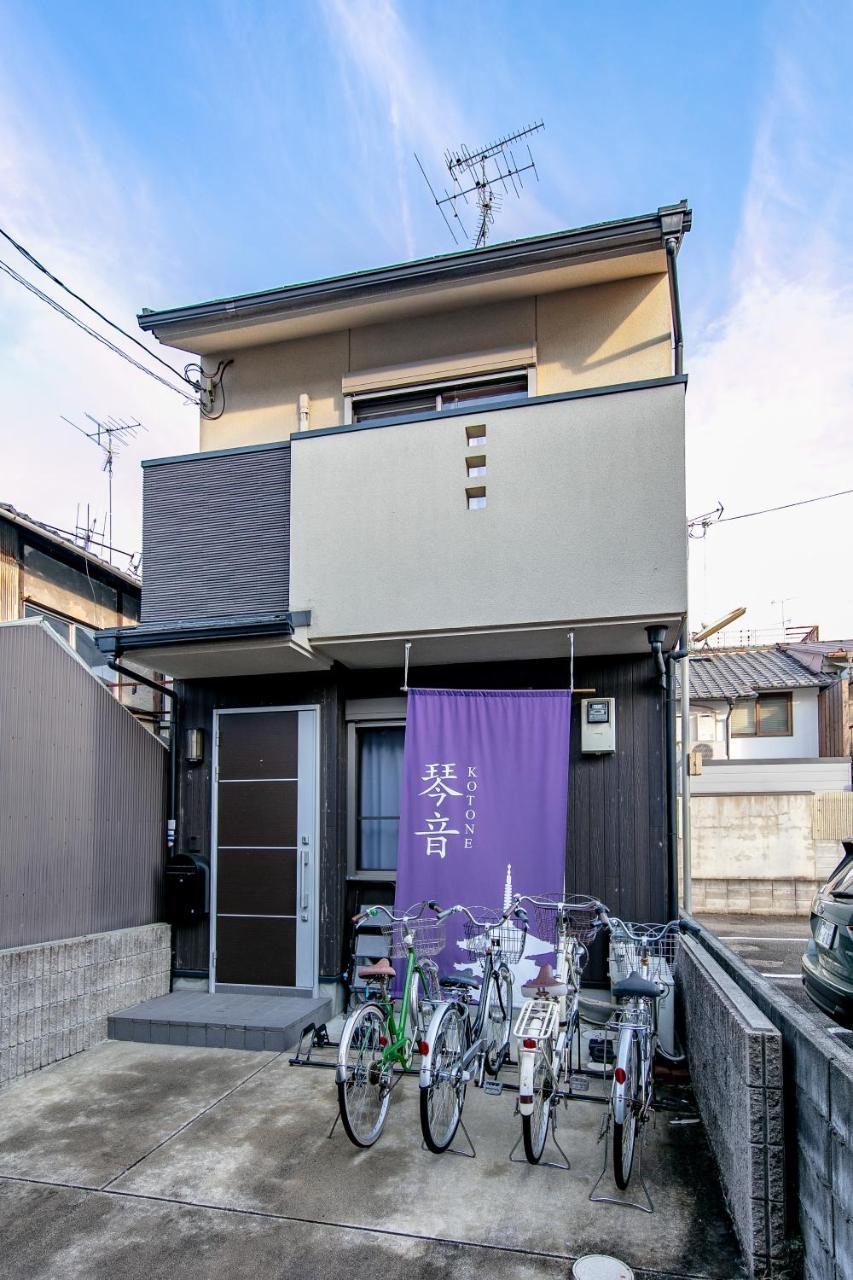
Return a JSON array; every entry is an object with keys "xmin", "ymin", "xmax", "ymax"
[{"xmin": 514, "ymin": 997, "xmax": 559, "ymax": 1042}]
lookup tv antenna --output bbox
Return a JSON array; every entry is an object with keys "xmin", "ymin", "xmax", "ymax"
[
  {"xmin": 416, "ymin": 120, "xmax": 545, "ymax": 249},
  {"xmin": 62, "ymin": 413, "xmax": 146, "ymax": 564}
]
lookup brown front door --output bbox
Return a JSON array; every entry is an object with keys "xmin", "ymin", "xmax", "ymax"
[{"xmin": 212, "ymin": 707, "xmax": 317, "ymax": 990}]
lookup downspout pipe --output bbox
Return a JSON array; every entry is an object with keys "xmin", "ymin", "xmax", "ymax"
[
  {"xmin": 665, "ymin": 236, "xmax": 684, "ymax": 376},
  {"xmin": 108, "ymin": 658, "xmax": 178, "ymax": 857},
  {"xmin": 666, "ymin": 636, "xmax": 688, "ymax": 920},
  {"xmin": 646, "ymin": 625, "xmax": 687, "ymax": 920}
]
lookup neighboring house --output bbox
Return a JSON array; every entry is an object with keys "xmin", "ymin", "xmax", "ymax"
[
  {"xmin": 98, "ymin": 203, "xmax": 692, "ymax": 996},
  {"xmin": 0, "ymin": 502, "xmax": 166, "ymax": 735},
  {"xmin": 678, "ymin": 646, "xmax": 852, "ymax": 914}
]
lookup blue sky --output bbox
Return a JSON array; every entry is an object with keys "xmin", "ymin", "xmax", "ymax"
[{"xmin": 2, "ymin": 1, "xmax": 852, "ymax": 635}]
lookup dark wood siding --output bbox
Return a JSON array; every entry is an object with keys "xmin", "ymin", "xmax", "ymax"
[
  {"xmin": 141, "ymin": 443, "xmax": 291, "ymax": 624},
  {"xmin": 172, "ymin": 654, "xmax": 666, "ymax": 983},
  {"xmin": 0, "ymin": 621, "xmax": 167, "ymax": 948}
]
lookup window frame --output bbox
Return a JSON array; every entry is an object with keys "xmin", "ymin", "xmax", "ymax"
[
  {"xmin": 345, "ymin": 367, "xmax": 531, "ymax": 427},
  {"xmin": 346, "ymin": 717, "xmax": 406, "ymax": 882},
  {"xmin": 731, "ymin": 691, "xmax": 793, "ymax": 738}
]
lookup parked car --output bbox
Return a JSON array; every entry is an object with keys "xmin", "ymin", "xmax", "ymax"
[{"xmin": 802, "ymin": 839, "xmax": 853, "ymax": 1025}]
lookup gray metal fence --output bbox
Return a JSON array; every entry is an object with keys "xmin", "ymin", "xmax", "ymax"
[{"xmin": 0, "ymin": 620, "xmax": 167, "ymax": 948}]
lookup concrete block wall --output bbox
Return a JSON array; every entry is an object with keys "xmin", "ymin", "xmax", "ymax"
[
  {"xmin": 692, "ymin": 878, "xmax": 819, "ymax": 916},
  {"xmin": 0, "ymin": 924, "xmax": 170, "ymax": 1089},
  {"xmin": 693, "ymin": 923, "xmax": 853, "ymax": 1280},
  {"xmin": 679, "ymin": 936, "xmax": 785, "ymax": 1277}
]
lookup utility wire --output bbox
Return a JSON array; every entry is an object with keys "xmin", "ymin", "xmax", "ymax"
[
  {"xmin": 0, "ymin": 256, "xmax": 194, "ymax": 401},
  {"xmin": 689, "ymin": 487, "xmax": 853, "ymax": 536},
  {"xmin": 717, "ymin": 488, "xmax": 853, "ymax": 524},
  {"xmin": 0, "ymin": 223, "xmax": 193, "ymax": 387}
]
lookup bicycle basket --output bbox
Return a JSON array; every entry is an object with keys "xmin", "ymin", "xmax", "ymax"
[
  {"xmin": 462, "ymin": 910, "xmax": 527, "ymax": 965},
  {"xmin": 608, "ymin": 921, "xmax": 680, "ymax": 984},
  {"xmin": 381, "ymin": 916, "xmax": 446, "ymax": 960},
  {"xmin": 531, "ymin": 895, "xmax": 599, "ymax": 946}
]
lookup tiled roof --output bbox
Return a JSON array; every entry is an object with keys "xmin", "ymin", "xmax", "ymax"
[{"xmin": 678, "ymin": 647, "xmax": 828, "ymax": 700}]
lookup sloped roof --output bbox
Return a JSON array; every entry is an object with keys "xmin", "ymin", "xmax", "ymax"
[
  {"xmin": 0, "ymin": 502, "xmax": 141, "ymax": 589},
  {"xmin": 679, "ymin": 647, "xmax": 828, "ymax": 700}
]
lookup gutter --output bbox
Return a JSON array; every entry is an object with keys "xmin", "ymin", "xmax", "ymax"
[
  {"xmin": 96, "ymin": 612, "xmax": 296, "ymax": 654},
  {"xmin": 138, "ymin": 202, "xmax": 692, "ymax": 339}
]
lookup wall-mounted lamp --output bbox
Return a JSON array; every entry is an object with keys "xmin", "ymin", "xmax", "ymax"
[{"xmin": 185, "ymin": 728, "xmax": 205, "ymax": 764}]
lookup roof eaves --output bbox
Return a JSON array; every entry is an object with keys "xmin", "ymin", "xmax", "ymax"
[
  {"xmin": 0, "ymin": 503, "xmax": 141, "ymax": 590},
  {"xmin": 96, "ymin": 612, "xmax": 295, "ymax": 655},
  {"xmin": 138, "ymin": 202, "xmax": 691, "ymax": 337}
]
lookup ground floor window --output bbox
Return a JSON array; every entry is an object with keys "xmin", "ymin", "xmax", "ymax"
[
  {"xmin": 731, "ymin": 692, "xmax": 793, "ymax": 737},
  {"xmin": 352, "ymin": 723, "xmax": 405, "ymax": 874}
]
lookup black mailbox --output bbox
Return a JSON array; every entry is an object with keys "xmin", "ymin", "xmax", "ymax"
[{"xmin": 164, "ymin": 853, "xmax": 209, "ymax": 926}]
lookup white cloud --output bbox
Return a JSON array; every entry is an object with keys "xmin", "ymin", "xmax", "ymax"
[
  {"xmin": 0, "ymin": 38, "xmax": 194, "ymax": 563},
  {"xmin": 319, "ymin": 0, "xmax": 561, "ymax": 254},
  {"xmin": 686, "ymin": 13, "xmax": 853, "ymax": 642}
]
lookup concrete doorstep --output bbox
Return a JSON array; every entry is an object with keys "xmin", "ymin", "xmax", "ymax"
[{"xmin": 0, "ymin": 1039, "xmax": 745, "ymax": 1280}]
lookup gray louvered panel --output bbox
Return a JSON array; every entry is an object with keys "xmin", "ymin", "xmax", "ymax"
[
  {"xmin": 0, "ymin": 622, "xmax": 167, "ymax": 949},
  {"xmin": 141, "ymin": 444, "xmax": 290, "ymax": 624}
]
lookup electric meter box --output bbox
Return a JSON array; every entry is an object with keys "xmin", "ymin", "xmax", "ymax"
[{"xmin": 581, "ymin": 698, "xmax": 616, "ymax": 754}]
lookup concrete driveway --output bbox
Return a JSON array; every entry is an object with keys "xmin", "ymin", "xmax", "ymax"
[
  {"xmin": 698, "ymin": 912, "xmax": 853, "ymax": 1048},
  {"xmin": 0, "ymin": 1040, "xmax": 744, "ymax": 1279}
]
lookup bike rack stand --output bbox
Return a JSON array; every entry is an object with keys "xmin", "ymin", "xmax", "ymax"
[
  {"xmin": 508, "ymin": 1095, "xmax": 572, "ymax": 1171},
  {"xmin": 588, "ymin": 1109, "xmax": 654, "ymax": 1214}
]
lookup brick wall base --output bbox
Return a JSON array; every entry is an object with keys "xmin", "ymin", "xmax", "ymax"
[{"xmin": 0, "ymin": 924, "xmax": 170, "ymax": 1089}]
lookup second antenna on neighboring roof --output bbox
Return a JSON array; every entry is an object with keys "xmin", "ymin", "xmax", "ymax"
[{"xmin": 416, "ymin": 120, "xmax": 545, "ymax": 249}]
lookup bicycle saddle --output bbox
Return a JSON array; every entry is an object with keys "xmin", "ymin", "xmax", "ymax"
[
  {"xmin": 357, "ymin": 958, "xmax": 396, "ymax": 980},
  {"xmin": 521, "ymin": 962, "xmax": 568, "ymax": 997},
  {"xmin": 612, "ymin": 972, "xmax": 661, "ymax": 1000},
  {"xmin": 440, "ymin": 972, "xmax": 480, "ymax": 989}
]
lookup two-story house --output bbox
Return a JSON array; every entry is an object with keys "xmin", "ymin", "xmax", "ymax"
[{"xmin": 98, "ymin": 203, "xmax": 692, "ymax": 998}]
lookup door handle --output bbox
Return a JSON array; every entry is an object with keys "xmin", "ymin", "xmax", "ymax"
[{"xmin": 301, "ymin": 836, "xmax": 310, "ymax": 921}]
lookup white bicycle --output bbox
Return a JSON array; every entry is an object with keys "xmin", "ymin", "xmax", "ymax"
[
  {"xmin": 512, "ymin": 894, "xmax": 600, "ymax": 1163},
  {"xmin": 596, "ymin": 909, "xmax": 687, "ymax": 1189}
]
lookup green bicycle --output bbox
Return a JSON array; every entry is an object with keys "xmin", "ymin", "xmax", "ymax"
[{"xmin": 336, "ymin": 901, "xmax": 444, "ymax": 1148}]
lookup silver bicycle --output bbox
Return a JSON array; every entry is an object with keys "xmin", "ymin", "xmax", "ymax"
[
  {"xmin": 596, "ymin": 909, "xmax": 684, "ymax": 1188},
  {"xmin": 419, "ymin": 901, "xmax": 527, "ymax": 1153}
]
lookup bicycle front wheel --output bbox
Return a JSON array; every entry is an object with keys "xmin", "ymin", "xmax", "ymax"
[
  {"xmin": 522, "ymin": 1037, "xmax": 555, "ymax": 1163},
  {"xmin": 337, "ymin": 1002, "xmax": 392, "ymax": 1148},
  {"xmin": 613, "ymin": 1033, "xmax": 641, "ymax": 1188},
  {"xmin": 420, "ymin": 1003, "xmax": 468, "ymax": 1153},
  {"xmin": 484, "ymin": 965, "xmax": 513, "ymax": 1076}
]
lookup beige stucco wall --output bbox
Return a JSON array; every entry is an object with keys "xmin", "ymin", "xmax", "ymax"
[
  {"xmin": 288, "ymin": 380, "xmax": 686, "ymax": 640},
  {"xmin": 199, "ymin": 274, "xmax": 672, "ymax": 452}
]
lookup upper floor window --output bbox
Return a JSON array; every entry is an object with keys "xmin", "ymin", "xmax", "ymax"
[
  {"xmin": 351, "ymin": 371, "xmax": 528, "ymax": 425},
  {"xmin": 731, "ymin": 692, "xmax": 793, "ymax": 737}
]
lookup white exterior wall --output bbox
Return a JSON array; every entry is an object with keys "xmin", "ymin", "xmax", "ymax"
[
  {"xmin": 729, "ymin": 688, "xmax": 819, "ymax": 759},
  {"xmin": 289, "ymin": 380, "xmax": 686, "ymax": 641}
]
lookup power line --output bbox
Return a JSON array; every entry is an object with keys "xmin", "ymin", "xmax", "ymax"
[
  {"xmin": 718, "ymin": 488, "xmax": 853, "ymax": 523},
  {"xmin": 689, "ymin": 487, "xmax": 853, "ymax": 536},
  {"xmin": 0, "ymin": 223, "xmax": 192, "ymax": 386},
  {"xmin": 0, "ymin": 256, "xmax": 194, "ymax": 401}
]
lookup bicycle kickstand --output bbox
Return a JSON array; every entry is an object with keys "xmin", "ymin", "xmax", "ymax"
[{"xmin": 589, "ymin": 1111, "xmax": 654, "ymax": 1213}]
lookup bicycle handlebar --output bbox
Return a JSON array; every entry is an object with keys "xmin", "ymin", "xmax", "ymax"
[
  {"xmin": 352, "ymin": 900, "xmax": 442, "ymax": 926},
  {"xmin": 437, "ymin": 900, "xmax": 529, "ymax": 929}
]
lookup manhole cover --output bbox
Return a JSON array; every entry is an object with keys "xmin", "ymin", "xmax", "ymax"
[{"xmin": 572, "ymin": 1256, "xmax": 634, "ymax": 1280}]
